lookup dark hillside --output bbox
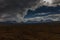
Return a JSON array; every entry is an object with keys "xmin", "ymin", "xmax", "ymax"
[{"xmin": 0, "ymin": 22, "xmax": 60, "ymax": 40}]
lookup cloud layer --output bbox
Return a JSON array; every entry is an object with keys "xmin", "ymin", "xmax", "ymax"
[{"xmin": 0, "ymin": 0, "xmax": 60, "ymax": 23}]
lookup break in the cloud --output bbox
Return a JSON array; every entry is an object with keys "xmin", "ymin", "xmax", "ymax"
[{"xmin": 24, "ymin": 14, "xmax": 60, "ymax": 23}]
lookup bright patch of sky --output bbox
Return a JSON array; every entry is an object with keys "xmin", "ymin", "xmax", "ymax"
[{"xmin": 43, "ymin": 0, "xmax": 53, "ymax": 4}]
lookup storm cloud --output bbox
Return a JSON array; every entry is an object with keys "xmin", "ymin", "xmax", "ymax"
[
  {"xmin": 0, "ymin": 0, "xmax": 60, "ymax": 22},
  {"xmin": 0, "ymin": 0, "xmax": 41, "ymax": 22}
]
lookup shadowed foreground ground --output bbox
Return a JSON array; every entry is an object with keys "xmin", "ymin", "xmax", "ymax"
[{"xmin": 0, "ymin": 22, "xmax": 60, "ymax": 40}]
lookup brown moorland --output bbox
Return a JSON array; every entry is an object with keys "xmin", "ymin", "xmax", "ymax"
[{"xmin": 0, "ymin": 22, "xmax": 60, "ymax": 40}]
